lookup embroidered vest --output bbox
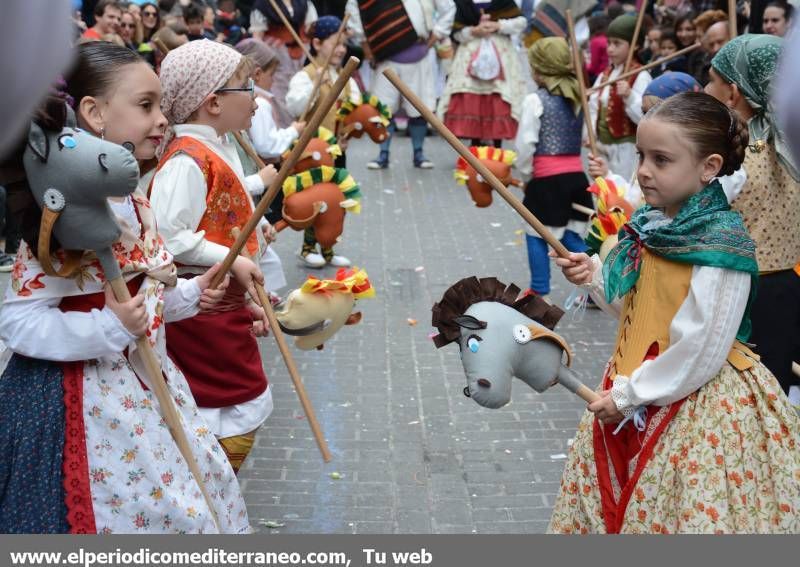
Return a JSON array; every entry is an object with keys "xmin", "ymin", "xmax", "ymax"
[
  {"xmin": 608, "ymin": 248, "xmax": 754, "ymax": 382},
  {"xmin": 534, "ymin": 88, "xmax": 583, "ymax": 157},
  {"xmin": 736, "ymin": 143, "xmax": 800, "ymax": 272},
  {"xmin": 151, "ymin": 136, "xmax": 260, "ymax": 259},
  {"xmin": 303, "ymin": 63, "xmax": 353, "ymax": 133},
  {"xmin": 597, "ymin": 64, "xmax": 640, "ymax": 142},
  {"xmin": 357, "ymin": 0, "xmax": 419, "ymax": 62}
]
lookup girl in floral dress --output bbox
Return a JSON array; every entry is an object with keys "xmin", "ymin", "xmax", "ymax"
[
  {"xmin": 549, "ymin": 92, "xmax": 800, "ymax": 533},
  {"xmin": 0, "ymin": 42, "xmax": 250, "ymax": 534}
]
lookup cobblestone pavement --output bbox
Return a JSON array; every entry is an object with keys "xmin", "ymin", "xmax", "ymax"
[
  {"xmin": 0, "ymin": 133, "xmax": 617, "ymax": 535},
  {"xmin": 241, "ymin": 134, "xmax": 617, "ymax": 534}
]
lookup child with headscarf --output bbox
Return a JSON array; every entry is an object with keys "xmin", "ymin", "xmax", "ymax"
[
  {"xmin": 706, "ymin": 34, "xmax": 800, "ymax": 397},
  {"xmin": 149, "ymin": 39, "xmax": 279, "ymax": 474},
  {"xmin": 515, "ymin": 37, "xmax": 593, "ymax": 299},
  {"xmin": 286, "ymin": 15, "xmax": 361, "ymax": 269},
  {"xmin": 587, "ymin": 14, "xmax": 653, "ymax": 182}
]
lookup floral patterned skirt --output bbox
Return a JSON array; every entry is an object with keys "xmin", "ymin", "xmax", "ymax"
[{"xmin": 548, "ymin": 361, "xmax": 800, "ymax": 533}]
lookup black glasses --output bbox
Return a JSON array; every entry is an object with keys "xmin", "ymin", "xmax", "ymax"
[
  {"xmin": 142, "ymin": 10, "xmax": 158, "ymax": 17},
  {"xmin": 215, "ymin": 78, "xmax": 255, "ymax": 99}
]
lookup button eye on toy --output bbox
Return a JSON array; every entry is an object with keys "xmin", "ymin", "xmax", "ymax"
[{"xmin": 467, "ymin": 336, "xmax": 481, "ymax": 353}]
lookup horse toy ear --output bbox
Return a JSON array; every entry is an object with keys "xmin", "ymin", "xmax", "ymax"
[
  {"xmin": 27, "ymin": 121, "xmax": 50, "ymax": 163},
  {"xmin": 453, "ymin": 314, "xmax": 487, "ymax": 330}
]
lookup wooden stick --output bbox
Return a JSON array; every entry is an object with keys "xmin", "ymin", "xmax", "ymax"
[
  {"xmin": 210, "ymin": 56, "xmax": 360, "ymax": 290},
  {"xmin": 589, "ymin": 42, "xmax": 701, "ymax": 93},
  {"xmin": 231, "ymin": 227, "xmax": 332, "ymax": 463},
  {"xmin": 107, "ymin": 277, "xmax": 220, "ymax": 529},
  {"xmin": 572, "ymin": 202, "xmax": 594, "ymax": 216},
  {"xmin": 566, "ymin": 9, "xmax": 598, "ymax": 158},
  {"xmin": 381, "ymin": 68, "xmax": 569, "ymax": 258},
  {"xmin": 299, "ymin": 13, "xmax": 350, "ymax": 122},
  {"xmin": 267, "ymin": 0, "xmax": 317, "ymax": 67},
  {"xmin": 153, "ymin": 38, "xmax": 170, "ymax": 55},
  {"xmin": 728, "ymin": 0, "xmax": 738, "ymax": 39},
  {"xmin": 624, "ymin": 1, "xmax": 648, "ymax": 73}
]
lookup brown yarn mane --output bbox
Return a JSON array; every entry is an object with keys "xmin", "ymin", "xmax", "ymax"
[{"xmin": 431, "ymin": 276, "xmax": 564, "ymax": 348}]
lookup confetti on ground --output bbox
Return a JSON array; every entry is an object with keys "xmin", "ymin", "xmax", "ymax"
[
  {"xmin": 550, "ymin": 453, "xmax": 568, "ymax": 460},
  {"xmin": 407, "ymin": 318, "xmax": 418, "ymax": 326},
  {"xmin": 407, "ymin": 420, "xmax": 420, "ymax": 425},
  {"xmin": 490, "ymin": 222, "xmax": 502, "ymax": 228},
  {"xmin": 259, "ymin": 520, "xmax": 285, "ymax": 528},
  {"xmin": 383, "ymin": 189, "xmax": 395, "ymax": 194},
  {"xmin": 514, "ymin": 229, "xmax": 525, "ymax": 235},
  {"xmin": 504, "ymin": 449, "xmax": 512, "ymax": 454},
  {"xmin": 330, "ymin": 472, "xmax": 342, "ymax": 480},
  {"xmin": 414, "ymin": 266, "xmax": 425, "ymax": 272},
  {"xmin": 567, "ymin": 438, "xmax": 575, "ymax": 447}
]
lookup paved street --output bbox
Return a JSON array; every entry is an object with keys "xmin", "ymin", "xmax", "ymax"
[
  {"xmin": 241, "ymin": 134, "xmax": 617, "ymax": 534},
  {"xmin": 0, "ymin": 133, "xmax": 617, "ymax": 534}
]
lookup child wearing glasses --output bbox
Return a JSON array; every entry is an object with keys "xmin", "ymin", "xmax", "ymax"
[{"xmin": 148, "ymin": 40, "xmax": 278, "ymax": 474}]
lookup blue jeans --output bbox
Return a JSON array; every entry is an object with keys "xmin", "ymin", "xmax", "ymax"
[{"xmin": 526, "ymin": 230, "xmax": 587, "ymax": 295}]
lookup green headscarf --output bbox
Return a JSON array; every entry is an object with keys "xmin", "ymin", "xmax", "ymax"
[
  {"xmin": 528, "ymin": 37, "xmax": 582, "ymax": 115},
  {"xmin": 603, "ymin": 181, "xmax": 758, "ymax": 342},
  {"xmin": 711, "ymin": 34, "xmax": 799, "ymax": 181}
]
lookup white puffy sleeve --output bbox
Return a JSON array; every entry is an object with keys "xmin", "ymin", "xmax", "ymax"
[
  {"xmin": 433, "ymin": 0, "xmax": 456, "ymax": 38},
  {"xmin": 497, "ymin": 16, "xmax": 526, "ymax": 36},
  {"xmin": 0, "ymin": 297, "xmax": 135, "ymax": 361},
  {"xmin": 345, "ymin": 0, "xmax": 365, "ymax": 42},
  {"xmin": 515, "ymin": 92, "xmax": 543, "ymax": 176},
  {"xmin": 162, "ymin": 277, "xmax": 201, "ymax": 323},
  {"xmin": 611, "ymin": 266, "xmax": 750, "ymax": 414},
  {"xmin": 285, "ymin": 70, "xmax": 314, "ymax": 118},
  {"xmin": 624, "ymin": 70, "xmax": 652, "ymax": 125},
  {"xmin": 149, "ymin": 154, "xmax": 230, "ymax": 266},
  {"xmin": 249, "ymin": 98, "xmax": 299, "ymax": 160}
]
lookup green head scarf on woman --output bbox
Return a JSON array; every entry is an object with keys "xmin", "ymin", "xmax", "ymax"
[
  {"xmin": 528, "ymin": 37, "xmax": 582, "ymax": 115},
  {"xmin": 711, "ymin": 34, "xmax": 799, "ymax": 180}
]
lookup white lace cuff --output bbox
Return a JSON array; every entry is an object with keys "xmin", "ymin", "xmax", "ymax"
[{"xmin": 611, "ymin": 375, "xmax": 638, "ymax": 418}]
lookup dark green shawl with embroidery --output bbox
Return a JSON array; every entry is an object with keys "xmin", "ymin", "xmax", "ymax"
[{"xmin": 603, "ymin": 181, "xmax": 759, "ymax": 341}]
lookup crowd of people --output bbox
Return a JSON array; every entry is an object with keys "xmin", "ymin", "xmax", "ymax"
[{"xmin": 0, "ymin": 0, "xmax": 798, "ymax": 534}]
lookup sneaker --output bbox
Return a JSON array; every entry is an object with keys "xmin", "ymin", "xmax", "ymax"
[
  {"xmin": 367, "ymin": 151, "xmax": 389, "ymax": 170},
  {"xmin": 327, "ymin": 255, "xmax": 351, "ymax": 267},
  {"xmin": 413, "ymin": 153, "xmax": 434, "ymax": 169},
  {"xmin": 0, "ymin": 253, "xmax": 13, "ymax": 273},
  {"xmin": 300, "ymin": 252, "xmax": 326, "ymax": 268}
]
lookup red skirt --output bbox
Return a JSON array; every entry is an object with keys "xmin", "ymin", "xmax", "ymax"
[
  {"xmin": 166, "ymin": 281, "xmax": 267, "ymax": 408},
  {"xmin": 443, "ymin": 93, "xmax": 518, "ymax": 140}
]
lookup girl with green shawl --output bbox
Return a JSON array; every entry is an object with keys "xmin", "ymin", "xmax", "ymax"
[
  {"xmin": 548, "ymin": 92, "xmax": 800, "ymax": 533},
  {"xmin": 706, "ymin": 34, "xmax": 800, "ymax": 395},
  {"xmin": 514, "ymin": 37, "xmax": 593, "ymax": 298}
]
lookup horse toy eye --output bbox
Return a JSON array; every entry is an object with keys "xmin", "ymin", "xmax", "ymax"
[
  {"xmin": 57, "ymin": 134, "xmax": 77, "ymax": 150},
  {"xmin": 467, "ymin": 337, "xmax": 480, "ymax": 353},
  {"xmin": 513, "ymin": 324, "xmax": 532, "ymax": 344}
]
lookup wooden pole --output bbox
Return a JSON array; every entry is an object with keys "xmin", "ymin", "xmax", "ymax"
[
  {"xmin": 231, "ymin": 226, "xmax": 332, "ymax": 463},
  {"xmin": 589, "ymin": 43, "xmax": 701, "ymax": 93},
  {"xmin": 107, "ymin": 277, "xmax": 220, "ymax": 529},
  {"xmin": 299, "ymin": 13, "xmax": 350, "ymax": 122},
  {"xmin": 566, "ymin": 9, "xmax": 598, "ymax": 158},
  {"xmin": 267, "ymin": 0, "xmax": 318, "ymax": 68},
  {"xmin": 210, "ymin": 56, "xmax": 360, "ymax": 289},
  {"xmin": 728, "ymin": 0, "xmax": 738, "ymax": 39},
  {"xmin": 624, "ymin": 1, "xmax": 648, "ymax": 73},
  {"xmin": 381, "ymin": 68, "xmax": 570, "ymax": 258},
  {"xmin": 571, "ymin": 202, "xmax": 594, "ymax": 216}
]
